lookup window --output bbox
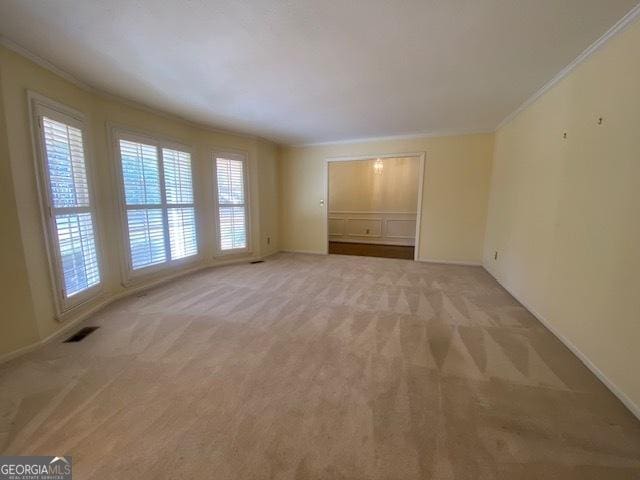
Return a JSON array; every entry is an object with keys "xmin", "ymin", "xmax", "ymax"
[
  {"xmin": 163, "ymin": 148, "xmax": 197, "ymax": 260},
  {"xmin": 30, "ymin": 96, "xmax": 101, "ymax": 312},
  {"xmin": 116, "ymin": 133, "xmax": 197, "ymax": 274},
  {"xmin": 214, "ymin": 153, "xmax": 248, "ymax": 252}
]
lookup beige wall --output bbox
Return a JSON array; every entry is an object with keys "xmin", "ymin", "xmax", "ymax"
[
  {"xmin": 329, "ymin": 157, "xmax": 419, "ymax": 213},
  {"xmin": 484, "ymin": 18, "xmax": 640, "ymax": 413},
  {"xmin": 280, "ymin": 134, "xmax": 494, "ymax": 262},
  {"xmin": 256, "ymin": 139, "xmax": 280, "ymax": 256},
  {"xmin": 0, "ymin": 45, "xmax": 280, "ymax": 359},
  {"xmin": 0, "ymin": 63, "xmax": 40, "ymax": 356}
]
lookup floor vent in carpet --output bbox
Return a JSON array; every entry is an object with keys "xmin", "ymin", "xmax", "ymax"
[
  {"xmin": 64, "ymin": 327, "xmax": 100, "ymax": 343},
  {"xmin": 250, "ymin": 260, "xmax": 264, "ymax": 264}
]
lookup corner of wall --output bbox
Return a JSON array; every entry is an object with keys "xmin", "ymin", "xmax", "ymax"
[{"xmin": 0, "ymin": 60, "xmax": 41, "ymax": 358}]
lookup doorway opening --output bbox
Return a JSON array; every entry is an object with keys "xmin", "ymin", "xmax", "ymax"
[{"xmin": 324, "ymin": 153, "xmax": 425, "ymax": 260}]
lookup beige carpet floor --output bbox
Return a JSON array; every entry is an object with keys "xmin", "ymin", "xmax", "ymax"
[{"xmin": 1, "ymin": 253, "xmax": 639, "ymax": 479}]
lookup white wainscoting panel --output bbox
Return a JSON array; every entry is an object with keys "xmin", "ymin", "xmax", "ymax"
[
  {"xmin": 329, "ymin": 211, "xmax": 416, "ymax": 246},
  {"xmin": 386, "ymin": 219, "xmax": 416, "ymax": 238},
  {"xmin": 328, "ymin": 217, "xmax": 346, "ymax": 236},
  {"xmin": 346, "ymin": 218, "xmax": 383, "ymax": 237}
]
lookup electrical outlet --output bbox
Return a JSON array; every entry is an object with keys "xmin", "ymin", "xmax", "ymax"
[
  {"xmin": 267, "ymin": 236, "xmax": 271, "ymax": 245},
  {"xmin": 366, "ymin": 228, "xmax": 370, "ymax": 234},
  {"xmin": 494, "ymin": 251, "xmax": 498, "ymax": 260}
]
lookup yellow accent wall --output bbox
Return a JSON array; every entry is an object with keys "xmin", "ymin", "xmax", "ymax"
[
  {"xmin": 0, "ymin": 45, "xmax": 280, "ymax": 359},
  {"xmin": 279, "ymin": 134, "xmax": 494, "ymax": 262},
  {"xmin": 328, "ymin": 157, "xmax": 419, "ymax": 213},
  {"xmin": 0, "ymin": 63, "xmax": 40, "ymax": 356},
  {"xmin": 256, "ymin": 139, "xmax": 280, "ymax": 256},
  {"xmin": 484, "ymin": 18, "xmax": 640, "ymax": 412}
]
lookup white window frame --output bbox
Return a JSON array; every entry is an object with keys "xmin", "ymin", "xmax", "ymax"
[
  {"xmin": 28, "ymin": 92, "xmax": 103, "ymax": 316},
  {"xmin": 111, "ymin": 126, "xmax": 199, "ymax": 282},
  {"xmin": 212, "ymin": 150, "xmax": 251, "ymax": 256}
]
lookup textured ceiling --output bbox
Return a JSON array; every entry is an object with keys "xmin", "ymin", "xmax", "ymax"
[{"xmin": 0, "ymin": 0, "xmax": 638, "ymax": 144}]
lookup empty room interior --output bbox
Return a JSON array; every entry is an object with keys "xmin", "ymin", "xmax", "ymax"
[
  {"xmin": 328, "ymin": 156, "xmax": 420, "ymax": 260},
  {"xmin": 0, "ymin": 1, "xmax": 639, "ymax": 478}
]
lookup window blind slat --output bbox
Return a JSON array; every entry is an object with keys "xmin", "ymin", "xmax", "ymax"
[
  {"xmin": 163, "ymin": 148, "xmax": 193, "ymax": 204},
  {"xmin": 119, "ymin": 140, "xmax": 197, "ymax": 270},
  {"xmin": 54, "ymin": 213, "xmax": 100, "ymax": 297},
  {"xmin": 216, "ymin": 157, "xmax": 247, "ymax": 251},
  {"xmin": 43, "ymin": 117, "xmax": 90, "ymax": 208},
  {"xmin": 216, "ymin": 158, "xmax": 245, "ymax": 205},
  {"xmin": 163, "ymin": 148, "xmax": 197, "ymax": 260},
  {"xmin": 168, "ymin": 207, "xmax": 197, "ymax": 259},
  {"xmin": 42, "ymin": 116, "xmax": 101, "ymax": 300},
  {"xmin": 120, "ymin": 139, "xmax": 161, "ymax": 205},
  {"xmin": 219, "ymin": 206, "xmax": 246, "ymax": 250},
  {"xmin": 126, "ymin": 209, "xmax": 167, "ymax": 269}
]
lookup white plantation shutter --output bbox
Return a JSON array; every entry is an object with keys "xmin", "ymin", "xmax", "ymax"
[
  {"xmin": 118, "ymin": 137, "xmax": 197, "ymax": 273},
  {"xmin": 167, "ymin": 207, "xmax": 197, "ymax": 258},
  {"xmin": 55, "ymin": 213, "xmax": 100, "ymax": 295},
  {"xmin": 39, "ymin": 114, "xmax": 101, "ymax": 303},
  {"xmin": 120, "ymin": 140, "xmax": 161, "ymax": 205},
  {"xmin": 163, "ymin": 149, "xmax": 197, "ymax": 260},
  {"xmin": 44, "ymin": 119, "xmax": 90, "ymax": 208},
  {"xmin": 163, "ymin": 149, "xmax": 193, "ymax": 204},
  {"xmin": 120, "ymin": 139, "xmax": 167, "ymax": 269},
  {"xmin": 126, "ymin": 209, "xmax": 166, "ymax": 268},
  {"xmin": 215, "ymin": 156, "xmax": 247, "ymax": 251}
]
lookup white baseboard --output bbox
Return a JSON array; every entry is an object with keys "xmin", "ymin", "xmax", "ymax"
[
  {"xmin": 417, "ymin": 258, "xmax": 482, "ymax": 267},
  {"xmin": 483, "ymin": 266, "xmax": 640, "ymax": 421},
  {"xmin": 0, "ymin": 255, "xmax": 264, "ymax": 365},
  {"xmin": 0, "ymin": 298, "xmax": 118, "ymax": 364},
  {"xmin": 0, "ymin": 340, "xmax": 42, "ymax": 364},
  {"xmin": 280, "ymin": 250, "xmax": 482, "ymax": 266}
]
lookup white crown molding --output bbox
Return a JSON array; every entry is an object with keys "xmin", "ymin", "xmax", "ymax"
[
  {"xmin": 291, "ymin": 3, "xmax": 640, "ymax": 150},
  {"xmin": 3, "ymin": 2, "xmax": 639, "ymax": 148},
  {"xmin": 496, "ymin": 2, "xmax": 640, "ymax": 131},
  {"xmin": 291, "ymin": 127, "xmax": 494, "ymax": 148},
  {"xmin": 0, "ymin": 36, "xmax": 90, "ymax": 91},
  {"xmin": 0, "ymin": 36, "xmax": 280, "ymax": 144}
]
